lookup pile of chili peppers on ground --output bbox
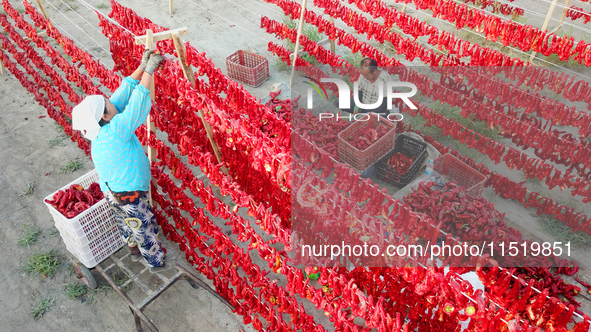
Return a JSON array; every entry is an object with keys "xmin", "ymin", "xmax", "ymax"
[
  {"xmin": 45, "ymin": 183, "xmax": 104, "ymax": 219},
  {"xmin": 264, "ymin": 90, "xmax": 295, "ymax": 124},
  {"xmin": 292, "ymin": 107, "xmax": 351, "ymax": 159}
]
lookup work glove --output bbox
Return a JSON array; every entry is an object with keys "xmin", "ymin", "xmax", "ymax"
[
  {"xmin": 144, "ymin": 52, "xmax": 166, "ymax": 75},
  {"xmin": 139, "ymin": 48, "xmax": 154, "ymax": 71}
]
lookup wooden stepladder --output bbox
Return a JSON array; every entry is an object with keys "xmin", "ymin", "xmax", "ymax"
[{"xmin": 134, "ymin": 28, "xmax": 228, "ymax": 204}]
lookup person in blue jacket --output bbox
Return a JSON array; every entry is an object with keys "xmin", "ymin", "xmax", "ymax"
[{"xmin": 72, "ymin": 49, "xmax": 174, "ymax": 273}]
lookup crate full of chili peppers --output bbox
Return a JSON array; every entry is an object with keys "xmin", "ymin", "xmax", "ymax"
[
  {"xmin": 433, "ymin": 154, "xmax": 487, "ymax": 196},
  {"xmin": 44, "ymin": 169, "xmax": 124, "ymax": 267},
  {"xmin": 338, "ymin": 113, "xmax": 396, "ymax": 171},
  {"xmin": 226, "ymin": 50, "xmax": 269, "ymax": 87},
  {"xmin": 376, "ymin": 134, "xmax": 427, "ymax": 188}
]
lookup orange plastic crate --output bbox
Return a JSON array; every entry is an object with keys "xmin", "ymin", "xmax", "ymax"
[
  {"xmin": 338, "ymin": 113, "xmax": 396, "ymax": 171},
  {"xmin": 226, "ymin": 50, "xmax": 269, "ymax": 87},
  {"xmin": 434, "ymin": 154, "xmax": 487, "ymax": 196}
]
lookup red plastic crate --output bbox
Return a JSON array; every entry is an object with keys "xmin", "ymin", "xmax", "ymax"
[
  {"xmin": 434, "ymin": 154, "xmax": 487, "ymax": 196},
  {"xmin": 338, "ymin": 113, "xmax": 396, "ymax": 171},
  {"xmin": 226, "ymin": 50, "xmax": 269, "ymax": 87}
]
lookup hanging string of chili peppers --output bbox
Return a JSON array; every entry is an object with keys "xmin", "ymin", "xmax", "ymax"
[{"xmin": 388, "ymin": 0, "xmax": 591, "ymax": 66}]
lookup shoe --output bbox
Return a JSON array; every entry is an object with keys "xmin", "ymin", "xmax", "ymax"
[
  {"xmin": 149, "ymin": 257, "xmax": 177, "ymax": 273},
  {"xmin": 129, "ymin": 246, "xmax": 142, "ymax": 262}
]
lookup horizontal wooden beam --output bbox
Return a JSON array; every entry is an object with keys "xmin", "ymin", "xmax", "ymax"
[{"xmin": 134, "ymin": 27, "xmax": 188, "ymax": 45}]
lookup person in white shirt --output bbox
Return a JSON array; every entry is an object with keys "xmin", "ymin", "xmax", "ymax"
[{"xmin": 341, "ymin": 58, "xmax": 396, "ymax": 115}]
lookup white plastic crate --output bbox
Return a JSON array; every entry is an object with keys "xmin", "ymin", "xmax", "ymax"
[
  {"xmin": 44, "ymin": 169, "xmax": 117, "ymax": 247},
  {"xmin": 60, "ymin": 225, "xmax": 124, "ymax": 268},
  {"xmin": 44, "ymin": 169, "xmax": 124, "ymax": 267}
]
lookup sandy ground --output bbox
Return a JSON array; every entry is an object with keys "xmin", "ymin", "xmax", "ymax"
[{"xmin": 1, "ymin": 0, "xmax": 591, "ymax": 331}]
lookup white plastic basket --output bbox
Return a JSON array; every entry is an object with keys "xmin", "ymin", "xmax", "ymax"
[
  {"xmin": 44, "ymin": 169, "xmax": 124, "ymax": 267},
  {"xmin": 44, "ymin": 169, "xmax": 116, "ymax": 247},
  {"xmin": 60, "ymin": 225, "xmax": 124, "ymax": 268}
]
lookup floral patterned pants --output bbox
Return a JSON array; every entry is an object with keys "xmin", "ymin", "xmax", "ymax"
[{"xmin": 104, "ymin": 191, "xmax": 166, "ymax": 267}]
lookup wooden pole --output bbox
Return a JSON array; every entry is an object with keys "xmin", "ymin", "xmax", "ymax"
[
  {"xmin": 401, "ymin": 3, "xmax": 407, "ymax": 13},
  {"xmin": 0, "ymin": 43, "xmax": 4, "ymax": 75},
  {"xmin": 289, "ymin": 0, "xmax": 308, "ymax": 87},
  {"xmin": 328, "ymin": 17, "xmax": 335, "ymax": 53},
  {"xmin": 529, "ymin": 0, "xmax": 559, "ymax": 62},
  {"xmin": 169, "ymin": 0, "xmax": 173, "ymax": 15},
  {"xmin": 553, "ymin": 0, "xmax": 570, "ymax": 34},
  {"xmin": 170, "ymin": 32, "xmax": 228, "ymax": 175},
  {"xmin": 146, "ymin": 29, "xmax": 156, "ymax": 205},
  {"xmin": 34, "ymin": 0, "xmax": 51, "ymax": 24}
]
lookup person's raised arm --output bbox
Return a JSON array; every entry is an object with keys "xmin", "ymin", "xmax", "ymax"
[
  {"xmin": 109, "ymin": 49, "xmax": 154, "ymax": 113},
  {"xmin": 107, "ymin": 53, "xmax": 165, "ymax": 141}
]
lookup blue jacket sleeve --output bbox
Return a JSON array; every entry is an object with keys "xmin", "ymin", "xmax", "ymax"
[
  {"xmin": 108, "ymin": 84, "xmax": 151, "ymax": 141},
  {"xmin": 109, "ymin": 76, "xmax": 140, "ymax": 114}
]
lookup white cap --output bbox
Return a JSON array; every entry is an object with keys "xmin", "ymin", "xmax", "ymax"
[{"xmin": 72, "ymin": 95, "xmax": 105, "ymax": 141}]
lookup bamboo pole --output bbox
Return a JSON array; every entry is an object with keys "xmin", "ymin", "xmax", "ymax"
[
  {"xmin": 289, "ymin": 0, "xmax": 308, "ymax": 87},
  {"xmin": 146, "ymin": 29, "xmax": 156, "ymax": 205},
  {"xmin": 169, "ymin": 0, "xmax": 173, "ymax": 15},
  {"xmin": 34, "ymin": 0, "xmax": 51, "ymax": 24},
  {"xmin": 329, "ymin": 17, "xmax": 335, "ymax": 53},
  {"xmin": 170, "ymin": 32, "xmax": 228, "ymax": 175},
  {"xmin": 553, "ymin": 0, "xmax": 571, "ymax": 34},
  {"xmin": 0, "ymin": 44, "xmax": 4, "ymax": 75},
  {"xmin": 530, "ymin": 0, "xmax": 559, "ymax": 62}
]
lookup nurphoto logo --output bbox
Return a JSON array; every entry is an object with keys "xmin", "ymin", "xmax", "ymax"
[{"xmin": 305, "ymin": 77, "xmax": 418, "ymax": 110}]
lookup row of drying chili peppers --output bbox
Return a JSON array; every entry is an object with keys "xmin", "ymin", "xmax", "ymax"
[
  {"xmin": 0, "ymin": 8, "xmax": 91, "ymax": 156},
  {"xmin": 461, "ymin": 0, "xmax": 524, "ymax": 17},
  {"xmin": 390, "ymin": 0, "xmax": 591, "ymax": 67},
  {"xmin": 18, "ymin": 0, "xmax": 121, "ymax": 92}
]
